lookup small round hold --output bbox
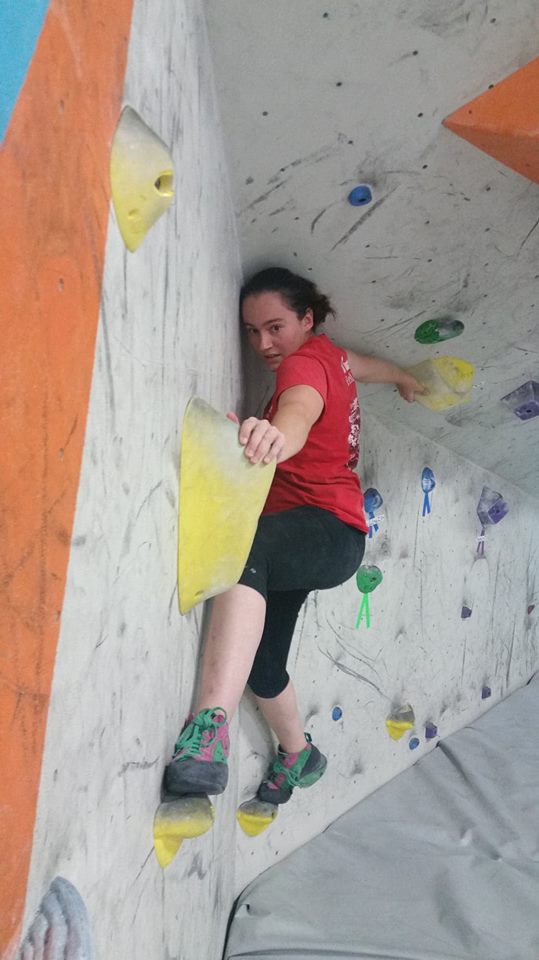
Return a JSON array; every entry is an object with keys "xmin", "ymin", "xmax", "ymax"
[
  {"xmin": 332, "ymin": 706, "xmax": 343, "ymax": 721},
  {"xmin": 481, "ymin": 685, "xmax": 492, "ymax": 700},
  {"xmin": 409, "ymin": 736, "xmax": 420, "ymax": 750},
  {"xmin": 348, "ymin": 185, "xmax": 373, "ymax": 206},
  {"xmin": 425, "ymin": 722, "xmax": 438, "ymax": 740}
]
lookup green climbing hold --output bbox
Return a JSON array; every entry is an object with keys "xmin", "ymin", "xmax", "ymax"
[
  {"xmin": 356, "ymin": 565, "xmax": 383, "ymax": 593},
  {"xmin": 414, "ymin": 317, "xmax": 464, "ymax": 345}
]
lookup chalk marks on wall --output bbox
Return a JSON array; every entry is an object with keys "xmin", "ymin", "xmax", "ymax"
[
  {"xmin": 110, "ymin": 106, "xmax": 175, "ymax": 252},
  {"xmin": 17, "ymin": 877, "xmax": 95, "ymax": 960}
]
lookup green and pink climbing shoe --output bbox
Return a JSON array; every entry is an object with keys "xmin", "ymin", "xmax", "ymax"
[
  {"xmin": 237, "ymin": 734, "xmax": 327, "ymax": 836},
  {"xmin": 164, "ymin": 707, "xmax": 230, "ymax": 797}
]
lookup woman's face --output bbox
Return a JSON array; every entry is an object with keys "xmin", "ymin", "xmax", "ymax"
[{"xmin": 242, "ymin": 291, "xmax": 314, "ymax": 371}]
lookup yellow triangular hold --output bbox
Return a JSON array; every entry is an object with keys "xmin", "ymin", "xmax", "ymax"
[
  {"xmin": 406, "ymin": 356, "xmax": 475, "ymax": 411},
  {"xmin": 178, "ymin": 398, "xmax": 276, "ymax": 614},
  {"xmin": 153, "ymin": 795, "xmax": 215, "ymax": 868},
  {"xmin": 110, "ymin": 106, "xmax": 175, "ymax": 252},
  {"xmin": 385, "ymin": 718, "xmax": 414, "ymax": 741},
  {"xmin": 236, "ymin": 798, "xmax": 278, "ymax": 836}
]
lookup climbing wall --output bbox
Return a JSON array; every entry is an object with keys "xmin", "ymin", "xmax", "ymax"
[
  {"xmin": 236, "ymin": 409, "xmax": 539, "ymax": 889},
  {"xmin": 4, "ymin": 1, "xmax": 243, "ymax": 958}
]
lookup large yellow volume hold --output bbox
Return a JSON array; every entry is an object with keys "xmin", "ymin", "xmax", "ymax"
[
  {"xmin": 178, "ymin": 398, "xmax": 276, "ymax": 614},
  {"xmin": 406, "ymin": 356, "xmax": 475, "ymax": 411},
  {"xmin": 110, "ymin": 106, "xmax": 175, "ymax": 252}
]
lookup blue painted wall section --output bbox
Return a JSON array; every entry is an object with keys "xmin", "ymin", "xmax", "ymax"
[{"xmin": 0, "ymin": 0, "xmax": 51, "ymax": 142}]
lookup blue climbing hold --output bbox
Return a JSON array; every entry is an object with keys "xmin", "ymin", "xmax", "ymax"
[
  {"xmin": 347, "ymin": 185, "xmax": 372, "ymax": 206},
  {"xmin": 409, "ymin": 736, "xmax": 420, "ymax": 750},
  {"xmin": 332, "ymin": 706, "xmax": 343, "ymax": 721}
]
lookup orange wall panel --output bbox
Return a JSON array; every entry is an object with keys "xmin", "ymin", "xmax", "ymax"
[{"xmin": 0, "ymin": 1, "xmax": 134, "ymax": 952}]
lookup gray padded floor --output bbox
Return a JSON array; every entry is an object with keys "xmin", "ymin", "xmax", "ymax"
[{"xmin": 225, "ymin": 674, "xmax": 539, "ymax": 960}]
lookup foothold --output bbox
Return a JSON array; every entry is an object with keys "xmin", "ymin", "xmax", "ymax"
[
  {"xmin": 425, "ymin": 722, "xmax": 438, "ymax": 739},
  {"xmin": 409, "ymin": 736, "xmax": 420, "ymax": 750},
  {"xmin": 415, "ymin": 317, "xmax": 464, "ymax": 344},
  {"xmin": 461, "ymin": 605, "xmax": 472, "ymax": 619},
  {"xmin": 363, "ymin": 487, "xmax": 384, "ymax": 537},
  {"xmin": 347, "ymin": 185, "xmax": 373, "ymax": 206},
  {"xmin": 406, "ymin": 357, "xmax": 475, "ymax": 411},
  {"xmin": 476, "ymin": 485, "xmax": 509, "ymax": 556},
  {"xmin": 110, "ymin": 106, "xmax": 175, "ymax": 252},
  {"xmin": 421, "ymin": 467, "xmax": 436, "ymax": 516},
  {"xmin": 501, "ymin": 380, "xmax": 539, "ymax": 421},
  {"xmin": 18, "ymin": 877, "xmax": 96, "ymax": 959},
  {"xmin": 386, "ymin": 704, "xmax": 415, "ymax": 740},
  {"xmin": 237, "ymin": 798, "xmax": 278, "ymax": 837},
  {"xmin": 481, "ymin": 685, "xmax": 492, "ymax": 700},
  {"xmin": 355, "ymin": 565, "xmax": 383, "ymax": 629},
  {"xmin": 332, "ymin": 706, "xmax": 343, "ymax": 721},
  {"xmin": 528, "ymin": 604, "xmax": 536, "ymax": 615},
  {"xmin": 153, "ymin": 794, "xmax": 214, "ymax": 867}
]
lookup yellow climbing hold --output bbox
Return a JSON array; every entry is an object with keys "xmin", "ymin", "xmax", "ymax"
[
  {"xmin": 153, "ymin": 795, "xmax": 214, "ymax": 868},
  {"xmin": 178, "ymin": 398, "xmax": 275, "ymax": 614},
  {"xmin": 406, "ymin": 357, "xmax": 475, "ymax": 411},
  {"xmin": 386, "ymin": 704, "xmax": 416, "ymax": 741},
  {"xmin": 110, "ymin": 106, "xmax": 175, "ymax": 252},
  {"xmin": 236, "ymin": 798, "xmax": 279, "ymax": 837}
]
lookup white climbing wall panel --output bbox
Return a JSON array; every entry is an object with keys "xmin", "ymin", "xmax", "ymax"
[{"xmin": 23, "ymin": 2, "xmax": 243, "ymax": 959}]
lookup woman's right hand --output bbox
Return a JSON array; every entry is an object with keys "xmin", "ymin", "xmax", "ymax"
[{"xmin": 227, "ymin": 412, "xmax": 285, "ymax": 465}]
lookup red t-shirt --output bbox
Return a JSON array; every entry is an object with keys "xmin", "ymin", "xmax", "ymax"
[{"xmin": 262, "ymin": 334, "xmax": 368, "ymax": 533}]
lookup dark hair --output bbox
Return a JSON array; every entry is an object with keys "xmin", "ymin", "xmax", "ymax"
[{"xmin": 240, "ymin": 267, "xmax": 336, "ymax": 330}]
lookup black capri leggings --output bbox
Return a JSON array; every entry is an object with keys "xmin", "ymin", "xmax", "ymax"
[{"xmin": 237, "ymin": 506, "xmax": 365, "ymax": 699}]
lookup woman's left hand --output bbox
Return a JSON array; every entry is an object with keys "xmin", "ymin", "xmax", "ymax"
[{"xmin": 397, "ymin": 374, "xmax": 427, "ymax": 403}]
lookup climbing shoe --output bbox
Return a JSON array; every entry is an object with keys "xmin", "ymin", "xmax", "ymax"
[
  {"xmin": 256, "ymin": 733, "xmax": 327, "ymax": 805},
  {"xmin": 164, "ymin": 707, "xmax": 229, "ymax": 796}
]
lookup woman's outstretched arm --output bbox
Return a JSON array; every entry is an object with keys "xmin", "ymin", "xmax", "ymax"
[{"xmin": 345, "ymin": 348, "xmax": 425, "ymax": 402}]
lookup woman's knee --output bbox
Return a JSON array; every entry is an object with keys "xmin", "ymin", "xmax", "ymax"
[{"xmin": 247, "ymin": 667, "xmax": 290, "ymax": 700}]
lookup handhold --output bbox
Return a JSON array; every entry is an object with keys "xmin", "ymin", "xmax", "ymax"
[
  {"xmin": 332, "ymin": 706, "xmax": 343, "ymax": 721},
  {"xmin": 356, "ymin": 565, "xmax": 383, "ymax": 594},
  {"xmin": 363, "ymin": 487, "xmax": 384, "ymax": 537},
  {"xmin": 237, "ymin": 798, "xmax": 278, "ymax": 837},
  {"xmin": 153, "ymin": 794, "xmax": 214, "ymax": 868},
  {"xmin": 110, "ymin": 106, "xmax": 175, "ymax": 252},
  {"xmin": 425, "ymin": 722, "xmax": 438, "ymax": 740},
  {"xmin": 481, "ymin": 685, "xmax": 492, "ymax": 700},
  {"xmin": 528, "ymin": 604, "xmax": 536, "ymax": 615},
  {"xmin": 443, "ymin": 57, "xmax": 539, "ymax": 185},
  {"xmin": 347, "ymin": 185, "xmax": 372, "ymax": 206},
  {"xmin": 409, "ymin": 736, "xmax": 420, "ymax": 750},
  {"xmin": 17, "ymin": 877, "xmax": 95, "ymax": 959},
  {"xmin": 386, "ymin": 704, "xmax": 415, "ymax": 740},
  {"xmin": 421, "ymin": 467, "xmax": 436, "ymax": 516},
  {"xmin": 476, "ymin": 486, "xmax": 509, "ymax": 526},
  {"xmin": 178, "ymin": 398, "xmax": 275, "ymax": 613},
  {"xmin": 414, "ymin": 317, "xmax": 464, "ymax": 344},
  {"xmin": 461, "ymin": 605, "xmax": 472, "ymax": 619},
  {"xmin": 501, "ymin": 380, "xmax": 539, "ymax": 421},
  {"xmin": 406, "ymin": 357, "xmax": 475, "ymax": 411}
]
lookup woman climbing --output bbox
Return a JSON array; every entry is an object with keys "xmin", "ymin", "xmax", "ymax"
[{"xmin": 164, "ymin": 267, "xmax": 424, "ymax": 808}]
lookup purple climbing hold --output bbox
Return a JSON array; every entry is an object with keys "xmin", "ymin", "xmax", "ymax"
[
  {"xmin": 461, "ymin": 605, "xmax": 472, "ymax": 619},
  {"xmin": 425, "ymin": 722, "xmax": 438, "ymax": 740},
  {"xmin": 528, "ymin": 604, "xmax": 535, "ymax": 615},
  {"xmin": 481, "ymin": 685, "xmax": 492, "ymax": 700},
  {"xmin": 501, "ymin": 380, "xmax": 539, "ymax": 421}
]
